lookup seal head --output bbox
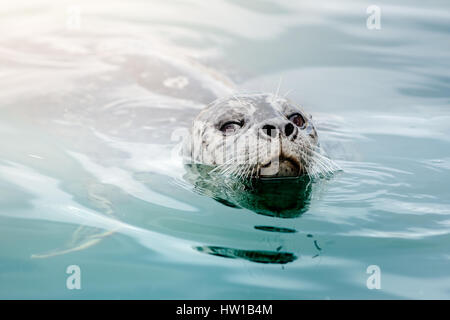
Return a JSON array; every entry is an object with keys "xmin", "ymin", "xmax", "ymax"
[{"xmin": 184, "ymin": 93, "xmax": 322, "ymax": 178}]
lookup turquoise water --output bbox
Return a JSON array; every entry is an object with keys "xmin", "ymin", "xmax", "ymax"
[{"xmin": 1, "ymin": 0, "xmax": 450, "ymax": 299}]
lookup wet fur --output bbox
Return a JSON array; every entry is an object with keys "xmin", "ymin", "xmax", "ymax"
[{"xmin": 184, "ymin": 93, "xmax": 339, "ymax": 179}]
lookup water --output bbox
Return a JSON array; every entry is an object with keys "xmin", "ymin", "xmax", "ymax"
[{"xmin": 1, "ymin": 0, "xmax": 450, "ymax": 299}]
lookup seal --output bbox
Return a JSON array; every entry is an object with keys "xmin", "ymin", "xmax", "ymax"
[
  {"xmin": 184, "ymin": 93, "xmax": 337, "ymax": 179},
  {"xmin": 184, "ymin": 167, "xmax": 313, "ymax": 217}
]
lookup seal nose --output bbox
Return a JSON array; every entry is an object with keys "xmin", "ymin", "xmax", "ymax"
[
  {"xmin": 284, "ymin": 123, "xmax": 295, "ymax": 137},
  {"xmin": 261, "ymin": 124, "xmax": 277, "ymax": 138}
]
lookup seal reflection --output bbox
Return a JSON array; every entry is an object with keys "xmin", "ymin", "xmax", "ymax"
[
  {"xmin": 184, "ymin": 165, "xmax": 317, "ymax": 264},
  {"xmin": 184, "ymin": 164, "xmax": 312, "ymax": 217},
  {"xmin": 195, "ymin": 246, "xmax": 297, "ymax": 264}
]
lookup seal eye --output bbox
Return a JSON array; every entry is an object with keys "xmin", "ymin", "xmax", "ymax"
[
  {"xmin": 288, "ymin": 113, "xmax": 305, "ymax": 128},
  {"xmin": 220, "ymin": 121, "xmax": 242, "ymax": 134}
]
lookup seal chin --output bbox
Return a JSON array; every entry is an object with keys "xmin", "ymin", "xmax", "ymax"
[{"xmin": 259, "ymin": 156, "xmax": 302, "ymax": 178}]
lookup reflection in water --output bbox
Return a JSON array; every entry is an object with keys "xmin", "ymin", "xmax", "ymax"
[
  {"xmin": 195, "ymin": 246, "xmax": 296, "ymax": 264},
  {"xmin": 185, "ymin": 164, "xmax": 318, "ymax": 264},
  {"xmin": 254, "ymin": 226, "xmax": 297, "ymax": 233},
  {"xmin": 184, "ymin": 164, "xmax": 313, "ymax": 218}
]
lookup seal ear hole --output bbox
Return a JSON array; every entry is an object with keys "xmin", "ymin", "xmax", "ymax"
[{"xmin": 288, "ymin": 113, "xmax": 306, "ymax": 129}]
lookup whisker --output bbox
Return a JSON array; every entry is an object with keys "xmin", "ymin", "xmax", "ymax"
[
  {"xmin": 283, "ymin": 89, "xmax": 293, "ymax": 98},
  {"xmin": 275, "ymin": 76, "xmax": 283, "ymax": 97}
]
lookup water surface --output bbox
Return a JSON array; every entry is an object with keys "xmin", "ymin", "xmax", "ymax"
[{"xmin": 0, "ymin": 0, "xmax": 450, "ymax": 299}]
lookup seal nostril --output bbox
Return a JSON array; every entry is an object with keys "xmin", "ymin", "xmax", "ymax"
[
  {"xmin": 262, "ymin": 124, "xmax": 277, "ymax": 138},
  {"xmin": 285, "ymin": 123, "xmax": 294, "ymax": 137}
]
